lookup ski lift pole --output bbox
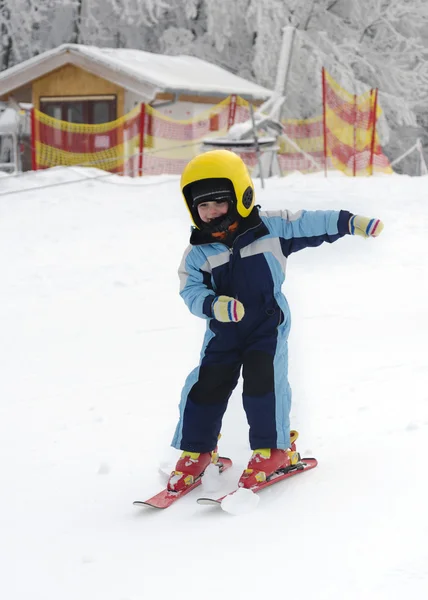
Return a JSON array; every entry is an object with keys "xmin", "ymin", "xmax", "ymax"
[
  {"xmin": 249, "ymin": 103, "xmax": 264, "ymax": 189},
  {"xmin": 416, "ymin": 138, "xmax": 428, "ymax": 176}
]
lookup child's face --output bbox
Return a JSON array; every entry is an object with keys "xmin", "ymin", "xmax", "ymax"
[{"xmin": 197, "ymin": 201, "xmax": 229, "ymax": 223}]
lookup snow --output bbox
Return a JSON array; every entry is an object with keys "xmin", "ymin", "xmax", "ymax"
[
  {"xmin": 221, "ymin": 488, "xmax": 260, "ymax": 515},
  {"xmin": 81, "ymin": 45, "xmax": 273, "ymax": 98},
  {"xmin": 0, "ymin": 107, "xmax": 19, "ymax": 134},
  {"xmin": 1, "ymin": 166, "xmax": 428, "ymax": 599},
  {"xmin": 200, "ymin": 462, "xmax": 223, "ymax": 493}
]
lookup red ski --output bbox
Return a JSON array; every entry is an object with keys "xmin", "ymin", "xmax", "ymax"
[
  {"xmin": 133, "ymin": 457, "xmax": 233, "ymax": 509},
  {"xmin": 196, "ymin": 458, "xmax": 317, "ymax": 506}
]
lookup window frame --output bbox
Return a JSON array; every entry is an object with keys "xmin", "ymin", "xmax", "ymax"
[
  {"xmin": 39, "ymin": 96, "xmax": 118, "ymax": 155},
  {"xmin": 39, "ymin": 96, "xmax": 117, "ymax": 124}
]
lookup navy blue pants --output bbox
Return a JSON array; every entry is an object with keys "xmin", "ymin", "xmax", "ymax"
[{"xmin": 172, "ymin": 307, "xmax": 291, "ymax": 452}]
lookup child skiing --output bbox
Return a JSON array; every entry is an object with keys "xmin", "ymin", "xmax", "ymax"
[{"xmin": 168, "ymin": 149, "xmax": 384, "ymax": 492}]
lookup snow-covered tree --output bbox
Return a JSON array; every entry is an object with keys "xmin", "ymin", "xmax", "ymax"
[
  {"xmin": 2, "ymin": 0, "xmax": 428, "ymax": 170},
  {"xmin": 0, "ymin": 0, "xmax": 63, "ymax": 68},
  {"xmin": 0, "ymin": 0, "xmax": 13, "ymax": 70},
  {"xmin": 312, "ymin": 0, "xmax": 428, "ymax": 123},
  {"xmin": 242, "ymin": 0, "xmax": 428, "ymax": 127}
]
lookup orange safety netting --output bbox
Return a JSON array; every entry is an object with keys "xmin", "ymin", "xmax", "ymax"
[{"xmin": 32, "ymin": 69, "xmax": 392, "ymax": 177}]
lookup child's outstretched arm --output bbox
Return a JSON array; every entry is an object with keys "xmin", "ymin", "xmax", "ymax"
[{"xmin": 262, "ymin": 209, "xmax": 383, "ymax": 256}]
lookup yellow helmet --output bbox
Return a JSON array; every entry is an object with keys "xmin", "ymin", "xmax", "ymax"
[{"xmin": 181, "ymin": 149, "xmax": 255, "ymax": 229}]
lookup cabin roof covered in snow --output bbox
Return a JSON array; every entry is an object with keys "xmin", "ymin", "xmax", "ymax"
[{"xmin": 0, "ymin": 44, "xmax": 273, "ymax": 102}]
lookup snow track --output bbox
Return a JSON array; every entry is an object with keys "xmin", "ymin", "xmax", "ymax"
[{"xmin": 1, "ymin": 167, "xmax": 427, "ymax": 600}]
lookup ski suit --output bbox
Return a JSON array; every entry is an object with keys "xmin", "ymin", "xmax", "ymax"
[{"xmin": 172, "ymin": 206, "xmax": 351, "ymax": 452}]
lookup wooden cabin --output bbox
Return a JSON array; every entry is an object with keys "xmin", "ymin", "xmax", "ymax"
[{"xmin": 0, "ymin": 43, "xmax": 272, "ymax": 126}]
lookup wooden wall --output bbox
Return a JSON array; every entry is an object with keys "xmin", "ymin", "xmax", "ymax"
[
  {"xmin": 2, "ymin": 66, "xmax": 264, "ymax": 115},
  {"xmin": 0, "ymin": 85, "xmax": 32, "ymax": 104},
  {"xmin": 32, "ymin": 64, "xmax": 125, "ymax": 117}
]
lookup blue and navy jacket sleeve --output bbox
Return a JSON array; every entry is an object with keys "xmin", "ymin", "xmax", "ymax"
[
  {"xmin": 261, "ymin": 209, "xmax": 352, "ymax": 257},
  {"xmin": 178, "ymin": 245, "xmax": 215, "ymax": 319}
]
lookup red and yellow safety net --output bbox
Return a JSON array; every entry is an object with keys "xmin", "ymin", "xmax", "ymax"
[
  {"xmin": 210, "ymin": 70, "xmax": 392, "ymax": 177},
  {"xmin": 32, "ymin": 69, "xmax": 392, "ymax": 177},
  {"xmin": 322, "ymin": 68, "xmax": 392, "ymax": 176},
  {"xmin": 33, "ymin": 105, "xmax": 141, "ymax": 174},
  {"xmin": 141, "ymin": 96, "xmax": 237, "ymax": 175}
]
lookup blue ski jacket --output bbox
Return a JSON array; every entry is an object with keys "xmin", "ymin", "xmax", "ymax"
[{"xmin": 178, "ymin": 206, "xmax": 352, "ymax": 332}]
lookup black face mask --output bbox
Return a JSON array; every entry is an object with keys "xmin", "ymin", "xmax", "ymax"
[{"xmin": 200, "ymin": 209, "xmax": 237, "ymax": 234}]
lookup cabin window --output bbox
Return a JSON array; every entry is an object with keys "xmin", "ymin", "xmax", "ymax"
[
  {"xmin": 66, "ymin": 102, "xmax": 85, "ymax": 124},
  {"xmin": 40, "ymin": 96, "xmax": 117, "ymax": 124},
  {"xmin": 39, "ymin": 96, "xmax": 118, "ymax": 155},
  {"xmin": 93, "ymin": 101, "xmax": 112, "ymax": 124}
]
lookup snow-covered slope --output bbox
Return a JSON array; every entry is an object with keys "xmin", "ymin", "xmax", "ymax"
[{"xmin": 1, "ymin": 167, "xmax": 427, "ymax": 600}]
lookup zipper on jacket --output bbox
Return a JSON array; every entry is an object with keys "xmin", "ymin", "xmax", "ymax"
[{"xmin": 227, "ymin": 222, "xmax": 263, "ymax": 301}]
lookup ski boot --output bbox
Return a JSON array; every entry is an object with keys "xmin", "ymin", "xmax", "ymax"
[
  {"xmin": 238, "ymin": 430, "xmax": 300, "ymax": 489},
  {"xmin": 167, "ymin": 448, "xmax": 219, "ymax": 492}
]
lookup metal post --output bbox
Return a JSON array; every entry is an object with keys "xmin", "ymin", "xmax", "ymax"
[
  {"xmin": 416, "ymin": 138, "xmax": 428, "ymax": 176},
  {"xmin": 249, "ymin": 103, "xmax": 264, "ymax": 189},
  {"xmin": 30, "ymin": 108, "xmax": 37, "ymax": 171},
  {"xmin": 228, "ymin": 94, "xmax": 237, "ymax": 129},
  {"xmin": 369, "ymin": 89, "xmax": 378, "ymax": 176},
  {"xmin": 353, "ymin": 94, "xmax": 357, "ymax": 177},
  {"xmin": 322, "ymin": 67, "xmax": 328, "ymax": 177},
  {"xmin": 138, "ymin": 103, "xmax": 145, "ymax": 177},
  {"xmin": 274, "ymin": 26, "xmax": 296, "ymax": 97},
  {"xmin": 12, "ymin": 133, "xmax": 19, "ymax": 174}
]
